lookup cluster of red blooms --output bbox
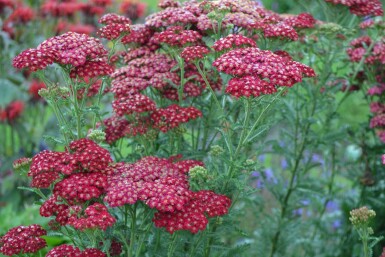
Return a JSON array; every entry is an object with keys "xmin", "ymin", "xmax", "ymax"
[
  {"xmin": 147, "ymin": 0, "xmax": 316, "ymax": 41},
  {"xmin": 213, "ymin": 46, "xmax": 315, "ymax": 97},
  {"xmin": 151, "ymin": 26, "xmax": 202, "ymax": 46},
  {"xmin": 97, "ymin": 13, "xmax": 131, "ymax": 40},
  {"xmin": 325, "ymin": 0, "xmax": 383, "ymax": 16},
  {"xmin": 1, "ymin": 1, "xmax": 34, "ymax": 37},
  {"xmin": 151, "ymin": 105, "xmax": 202, "ymax": 132},
  {"xmin": 41, "ymin": 0, "xmax": 112, "ymax": 17},
  {"xmin": 29, "ymin": 139, "xmax": 116, "ymax": 232},
  {"xmin": 181, "ymin": 46, "xmax": 209, "ymax": 62},
  {"xmin": 0, "ymin": 224, "xmax": 47, "ymax": 256},
  {"xmin": 106, "ymin": 38, "xmax": 205, "ymax": 141},
  {"xmin": 105, "ymin": 155, "xmax": 230, "ymax": 233},
  {"xmin": 47, "ymin": 244, "xmax": 106, "ymax": 257},
  {"xmin": 0, "ymin": 100, "xmax": 24, "ymax": 123},
  {"xmin": 347, "ymin": 36, "xmax": 385, "ymax": 64},
  {"xmin": 13, "ymin": 31, "xmax": 114, "ymax": 80},
  {"xmin": 212, "ymin": 34, "xmax": 257, "ymax": 52},
  {"xmin": 67, "ymin": 203, "xmax": 116, "ymax": 231},
  {"xmin": 347, "ymin": 22, "xmax": 385, "ymax": 142},
  {"xmin": 153, "ymin": 190, "xmax": 231, "ymax": 234},
  {"xmin": 120, "ymin": 0, "xmax": 147, "ymax": 21}
]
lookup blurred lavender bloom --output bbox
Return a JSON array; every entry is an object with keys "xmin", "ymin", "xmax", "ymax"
[
  {"xmin": 332, "ymin": 219, "xmax": 342, "ymax": 229},
  {"xmin": 326, "ymin": 200, "xmax": 339, "ymax": 212},
  {"xmin": 280, "ymin": 158, "xmax": 288, "ymax": 170},
  {"xmin": 311, "ymin": 153, "xmax": 325, "ymax": 165},
  {"xmin": 292, "ymin": 199, "xmax": 312, "ymax": 216},
  {"xmin": 264, "ymin": 168, "xmax": 277, "ymax": 184},
  {"xmin": 258, "ymin": 154, "xmax": 265, "ymax": 162},
  {"xmin": 251, "ymin": 168, "xmax": 277, "ymax": 188}
]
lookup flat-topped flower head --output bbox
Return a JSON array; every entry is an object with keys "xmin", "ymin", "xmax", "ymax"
[
  {"xmin": 29, "ymin": 139, "xmax": 112, "ymax": 188},
  {"xmin": 181, "ymin": 46, "xmax": 209, "ymax": 62},
  {"xmin": 67, "ymin": 203, "xmax": 116, "ymax": 230},
  {"xmin": 264, "ymin": 23, "xmax": 299, "ymax": 41},
  {"xmin": 112, "ymin": 93, "xmax": 156, "ymax": 116},
  {"xmin": 151, "ymin": 105, "xmax": 202, "ymax": 133},
  {"xmin": 153, "ymin": 190, "xmax": 231, "ymax": 234},
  {"xmin": 151, "ymin": 26, "xmax": 202, "ymax": 46},
  {"xmin": 325, "ymin": 0, "xmax": 383, "ymax": 16},
  {"xmin": 213, "ymin": 47, "xmax": 315, "ymax": 87},
  {"xmin": 47, "ymin": 245, "xmax": 106, "ymax": 257},
  {"xmin": 0, "ymin": 224, "xmax": 47, "ymax": 256},
  {"xmin": 99, "ymin": 13, "xmax": 132, "ymax": 25},
  {"xmin": 121, "ymin": 25, "xmax": 154, "ymax": 45},
  {"xmin": 69, "ymin": 60, "xmax": 114, "ymax": 79},
  {"xmin": 13, "ymin": 32, "xmax": 108, "ymax": 72},
  {"xmin": 105, "ymin": 156, "xmax": 201, "ymax": 211},
  {"xmin": 213, "ymin": 34, "xmax": 257, "ymax": 52},
  {"xmin": 159, "ymin": 0, "xmax": 181, "ymax": 9},
  {"xmin": 145, "ymin": 7, "xmax": 197, "ymax": 28},
  {"xmin": 226, "ymin": 76, "xmax": 277, "ymax": 98},
  {"xmin": 283, "ymin": 13, "xmax": 316, "ymax": 28}
]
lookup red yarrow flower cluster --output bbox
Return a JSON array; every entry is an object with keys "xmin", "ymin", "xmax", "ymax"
[
  {"xmin": 112, "ymin": 94, "xmax": 156, "ymax": 116},
  {"xmin": 151, "ymin": 26, "xmax": 202, "ymax": 46},
  {"xmin": 0, "ymin": 100, "xmax": 24, "ymax": 123},
  {"xmin": 153, "ymin": 190, "xmax": 231, "ymax": 234},
  {"xmin": 103, "ymin": 116, "xmax": 149, "ymax": 143},
  {"xmin": 97, "ymin": 13, "xmax": 131, "ymax": 40},
  {"xmin": 213, "ymin": 47, "xmax": 315, "ymax": 98},
  {"xmin": 41, "ymin": 0, "xmax": 86, "ymax": 17},
  {"xmin": 13, "ymin": 32, "xmax": 109, "ymax": 74},
  {"xmin": 213, "ymin": 34, "xmax": 257, "ymax": 52},
  {"xmin": 264, "ymin": 23, "xmax": 299, "ymax": 41},
  {"xmin": 47, "ymin": 245, "xmax": 106, "ymax": 257},
  {"xmin": 67, "ymin": 203, "xmax": 116, "ymax": 231},
  {"xmin": 121, "ymin": 24, "xmax": 154, "ymax": 45},
  {"xmin": 226, "ymin": 76, "xmax": 277, "ymax": 98},
  {"xmin": 29, "ymin": 138, "xmax": 112, "ymax": 188},
  {"xmin": 325, "ymin": 0, "xmax": 383, "ymax": 16},
  {"xmin": 151, "ymin": 105, "xmax": 202, "ymax": 133},
  {"xmin": 158, "ymin": 0, "xmax": 180, "ymax": 9},
  {"xmin": 105, "ymin": 156, "xmax": 203, "ymax": 211},
  {"xmin": 0, "ymin": 224, "xmax": 47, "ymax": 256},
  {"xmin": 70, "ymin": 60, "xmax": 114, "ymax": 79},
  {"xmin": 181, "ymin": 46, "xmax": 209, "ymax": 62},
  {"xmin": 145, "ymin": 7, "xmax": 197, "ymax": 28}
]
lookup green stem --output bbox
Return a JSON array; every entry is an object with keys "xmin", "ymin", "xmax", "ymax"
[
  {"xmin": 188, "ymin": 231, "xmax": 204, "ymax": 257},
  {"xmin": 269, "ymin": 89, "xmax": 317, "ymax": 257},
  {"xmin": 135, "ymin": 223, "xmax": 152, "ymax": 257},
  {"xmin": 167, "ymin": 233, "xmax": 178, "ymax": 257},
  {"xmin": 129, "ymin": 204, "xmax": 137, "ymax": 257},
  {"xmin": 204, "ymin": 225, "xmax": 217, "ymax": 257}
]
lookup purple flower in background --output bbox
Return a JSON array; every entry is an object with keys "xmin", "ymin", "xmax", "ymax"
[
  {"xmin": 264, "ymin": 168, "xmax": 277, "ymax": 184},
  {"xmin": 293, "ymin": 199, "xmax": 311, "ymax": 216},
  {"xmin": 280, "ymin": 158, "xmax": 288, "ymax": 169},
  {"xmin": 258, "ymin": 154, "xmax": 265, "ymax": 162},
  {"xmin": 251, "ymin": 168, "xmax": 277, "ymax": 188},
  {"xmin": 332, "ymin": 219, "xmax": 342, "ymax": 229},
  {"xmin": 326, "ymin": 200, "xmax": 339, "ymax": 212},
  {"xmin": 311, "ymin": 153, "xmax": 325, "ymax": 165}
]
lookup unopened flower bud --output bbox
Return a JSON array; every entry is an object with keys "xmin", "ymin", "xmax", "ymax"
[
  {"xmin": 319, "ymin": 23, "xmax": 343, "ymax": 34},
  {"xmin": 87, "ymin": 129, "xmax": 106, "ymax": 143},
  {"xmin": 210, "ymin": 145, "xmax": 224, "ymax": 156},
  {"xmin": 349, "ymin": 206, "xmax": 376, "ymax": 227},
  {"xmin": 13, "ymin": 157, "xmax": 32, "ymax": 173},
  {"xmin": 189, "ymin": 166, "xmax": 208, "ymax": 179}
]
